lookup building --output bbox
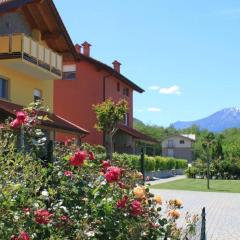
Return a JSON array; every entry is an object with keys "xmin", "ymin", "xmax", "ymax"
[
  {"xmin": 54, "ymin": 42, "xmax": 158, "ymax": 154},
  {"xmin": 0, "ymin": 0, "xmax": 88, "ymax": 140},
  {"xmin": 162, "ymin": 134, "xmax": 196, "ymax": 162}
]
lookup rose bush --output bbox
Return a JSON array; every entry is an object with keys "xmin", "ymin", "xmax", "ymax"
[{"xmin": 0, "ymin": 103, "xmax": 198, "ymax": 239}]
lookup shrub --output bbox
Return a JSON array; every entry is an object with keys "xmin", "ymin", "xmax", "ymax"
[
  {"xmin": 112, "ymin": 153, "xmax": 188, "ymax": 172},
  {"xmin": 0, "ymin": 103, "xmax": 198, "ymax": 239},
  {"xmin": 176, "ymin": 159, "xmax": 188, "ymax": 169}
]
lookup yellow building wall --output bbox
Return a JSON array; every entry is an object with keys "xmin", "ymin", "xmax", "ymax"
[{"xmin": 0, "ymin": 64, "xmax": 53, "ymax": 112}]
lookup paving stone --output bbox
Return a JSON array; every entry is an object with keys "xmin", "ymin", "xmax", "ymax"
[{"xmin": 150, "ymin": 189, "xmax": 240, "ymax": 240}]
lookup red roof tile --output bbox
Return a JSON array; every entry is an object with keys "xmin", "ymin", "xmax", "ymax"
[{"xmin": 0, "ymin": 99, "xmax": 89, "ymax": 135}]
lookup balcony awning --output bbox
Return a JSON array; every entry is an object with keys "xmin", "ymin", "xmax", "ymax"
[
  {"xmin": 117, "ymin": 125, "xmax": 159, "ymax": 144},
  {"xmin": 0, "ymin": 99, "xmax": 89, "ymax": 136}
]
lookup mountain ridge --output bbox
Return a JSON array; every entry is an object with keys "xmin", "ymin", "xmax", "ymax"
[{"xmin": 173, "ymin": 107, "xmax": 240, "ymax": 132}]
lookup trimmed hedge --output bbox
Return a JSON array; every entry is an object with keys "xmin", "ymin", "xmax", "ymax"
[{"xmin": 111, "ymin": 153, "xmax": 188, "ymax": 172}]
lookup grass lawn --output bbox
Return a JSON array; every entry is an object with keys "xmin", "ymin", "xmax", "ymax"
[{"xmin": 150, "ymin": 178, "xmax": 240, "ymax": 193}]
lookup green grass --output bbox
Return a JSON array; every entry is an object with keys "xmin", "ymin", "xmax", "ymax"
[{"xmin": 151, "ymin": 178, "xmax": 240, "ymax": 193}]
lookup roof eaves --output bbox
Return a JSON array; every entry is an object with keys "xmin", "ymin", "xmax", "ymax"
[
  {"xmin": 0, "ymin": 0, "xmax": 34, "ymax": 13},
  {"xmin": 77, "ymin": 54, "xmax": 144, "ymax": 93}
]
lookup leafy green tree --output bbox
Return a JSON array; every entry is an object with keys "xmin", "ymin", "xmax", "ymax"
[{"xmin": 93, "ymin": 98, "xmax": 128, "ymax": 161}]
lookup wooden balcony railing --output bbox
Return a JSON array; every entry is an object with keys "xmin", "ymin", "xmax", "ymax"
[{"xmin": 0, "ymin": 33, "xmax": 62, "ymax": 78}]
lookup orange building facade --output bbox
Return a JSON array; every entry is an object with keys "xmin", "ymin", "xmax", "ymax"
[{"xmin": 54, "ymin": 43, "xmax": 158, "ymax": 153}]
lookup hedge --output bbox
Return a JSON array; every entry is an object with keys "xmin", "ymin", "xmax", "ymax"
[{"xmin": 110, "ymin": 153, "xmax": 188, "ymax": 172}]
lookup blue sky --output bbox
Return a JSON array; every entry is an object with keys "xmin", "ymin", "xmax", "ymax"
[{"xmin": 54, "ymin": 0, "xmax": 240, "ymax": 127}]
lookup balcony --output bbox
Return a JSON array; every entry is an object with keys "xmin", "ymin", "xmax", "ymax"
[{"xmin": 0, "ymin": 34, "xmax": 62, "ymax": 80}]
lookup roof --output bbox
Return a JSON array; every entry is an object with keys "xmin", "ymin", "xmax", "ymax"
[
  {"xmin": 0, "ymin": 0, "xmax": 77, "ymax": 61},
  {"xmin": 181, "ymin": 134, "xmax": 196, "ymax": 141},
  {"xmin": 163, "ymin": 134, "xmax": 196, "ymax": 142},
  {"xmin": 0, "ymin": 99, "xmax": 89, "ymax": 135},
  {"xmin": 77, "ymin": 53, "xmax": 144, "ymax": 93},
  {"xmin": 118, "ymin": 125, "xmax": 159, "ymax": 144}
]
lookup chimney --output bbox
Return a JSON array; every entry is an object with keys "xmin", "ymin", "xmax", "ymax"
[
  {"xmin": 82, "ymin": 41, "xmax": 91, "ymax": 57},
  {"xmin": 75, "ymin": 44, "xmax": 81, "ymax": 54},
  {"xmin": 112, "ymin": 60, "xmax": 121, "ymax": 73}
]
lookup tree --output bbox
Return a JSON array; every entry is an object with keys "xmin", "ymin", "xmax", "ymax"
[
  {"xmin": 202, "ymin": 132, "xmax": 216, "ymax": 189},
  {"xmin": 93, "ymin": 98, "xmax": 128, "ymax": 161}
]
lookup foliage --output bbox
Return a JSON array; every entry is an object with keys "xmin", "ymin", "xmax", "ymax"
[
  {"xmin": 111, "ymin": 153, "xmax": 188, "ymax": 172},
  {"xmin": 93, "ymin": 98, "xmax": 128, "ymax": 160},
  {"xmin": 0, "ymin": 104, "xmax": 198, "ymax": 240},
  {"xmin": 134, "ymin": 119, "xmax": 240, "ymax": 180}
]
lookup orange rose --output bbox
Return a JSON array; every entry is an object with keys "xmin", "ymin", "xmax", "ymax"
[
  {"xmin": 154, "ymin": 195, "xmax": 163, "ymax": 205},
  {"xmin": 169, "ymin": 199, "xmax": 183, "ymax": 207},
  {"xmin": 133, "ymin": 186, "xmax": 145, "ymax": 199},
  {"xmin": 168, "ymin": 209, "xmax": 181, "ymax": 219},
  {"xmin": 175, "ymin": 199, "xmax": 183, "ymax": 207}
]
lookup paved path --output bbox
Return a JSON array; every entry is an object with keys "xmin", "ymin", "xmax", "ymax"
[
  {"xmin": 147, "ymin": 175, "xmax": 186, "ymax": 185},
  {"xmin": 150, "ymin": 189, "xmax": 240, "ymax": 240}
]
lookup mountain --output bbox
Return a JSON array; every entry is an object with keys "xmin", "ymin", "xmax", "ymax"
[{"xmin": 173, "ymin": 107, "xmax": 240, "ymax": 132}]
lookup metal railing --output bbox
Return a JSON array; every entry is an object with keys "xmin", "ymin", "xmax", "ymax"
[
  {"xmin": 0, "ymin": 33, "xmax": 62, "ymax": 77},
  {"xmin": 190, "ymin": 207, "xmax": 206, "ymax": 240}
]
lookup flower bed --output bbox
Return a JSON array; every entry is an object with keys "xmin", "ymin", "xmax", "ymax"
[{"xmin": 0, "ymin": 103, "xmax": 198, "ymax": 239}]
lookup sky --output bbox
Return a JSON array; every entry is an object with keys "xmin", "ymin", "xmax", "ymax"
[{"xmin": 54, "ymin": 0, "xmax": 240, "ymax": 127}]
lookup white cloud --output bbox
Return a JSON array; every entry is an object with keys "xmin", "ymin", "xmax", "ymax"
[
  {"xmin": 159, "ymin": 85, "xmax": 181, "ymax": 95},
  {"xmin": 147, "ymin": 107, "xmax": 161, "ymax": 112},
  {"xmin": 148, "ymin": 85, "xmax": 160, "ymax": 91}
]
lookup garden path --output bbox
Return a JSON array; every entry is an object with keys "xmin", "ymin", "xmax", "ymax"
[
  {"xmin": 146, "ymin": 175, "xmax": 186, "ymax": 185},
  {"xmin": 150, "ymin": 189, "xmax": 240, "ymax": 240}
]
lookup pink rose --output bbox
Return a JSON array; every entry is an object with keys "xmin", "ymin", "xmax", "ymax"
[
  {"xmin": 64, "ymin": 171, "xmax": 73, "ymax": 177},
  {"xmin": 104, "ymin": 166, "xmax": 121, "ymax": 183}
]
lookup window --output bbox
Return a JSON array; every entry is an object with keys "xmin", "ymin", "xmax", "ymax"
[
  {"xmin": 123, "ymin": 87, "xmax": 129, "ymax": 96},
  {"xmin": 0, "ymin": 78, "xmax": 8, "ymax": 99},
  {"xmin": 124, "ymin": 113, "xmax": 129, "ymax": 126},
  {"xmin": 117, "ymin": 82, "xmax": 120, "ymax": 92},
  {"xmin": 62, "ymin": 64, "xmax": 76, "ymax": 80},
  {"xmin": 33, "ymin": 89, "xmax": 41, "ymax": 102},
  {"xmin": 180, "ymin": 140, "xmax": 185, "ymax": 144}
]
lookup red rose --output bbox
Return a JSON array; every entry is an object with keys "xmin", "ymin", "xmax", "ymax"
[
  {"xmin": 11, "ymin": 231, "xmax": 30, "ymax": 240},
  {"xmin": 69, "ymin": 151, "xmax": 86, "ymax": 166},
  {"xmin": 130, "ymin": 200, "xmax": 142, "ymax": 217},
  {"xmin": 102, "ymin": 160, "xmax": 111, "ymax": 170},
  {"xmin": 104, "ymin": 166, "xmax": 121, "ymax": 183},
  {"xmin": 18, "ymin": 231, "xmax": 30, "ymax": 240},
  {"xmin": 60, "ymin": 215, "xmax": 69, "ymax": 222},
  {"xmin": 34, "ymin": 209, "xmax": 53, "ymax": 224},
  {"xmin": 10, "ymin": 118, "xmax": 21, "ymax": 128},
  {"xmin": 64, "ymin": 171, "xmax": 73, "ymax": 177},
  {"xmin": 117, "ymin": 196, "xmax": 128, "ymax": 208},
  {"xmin": 88, "ymin": 151, "xmax": 95, "ymax": 160},
  {"xmin": 23, "ymin": 208, "xmax": 30, "ymax": 215},
  {"xmin": 10, "ymin": 111, "xmax": 28, "ymax": 128}
]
